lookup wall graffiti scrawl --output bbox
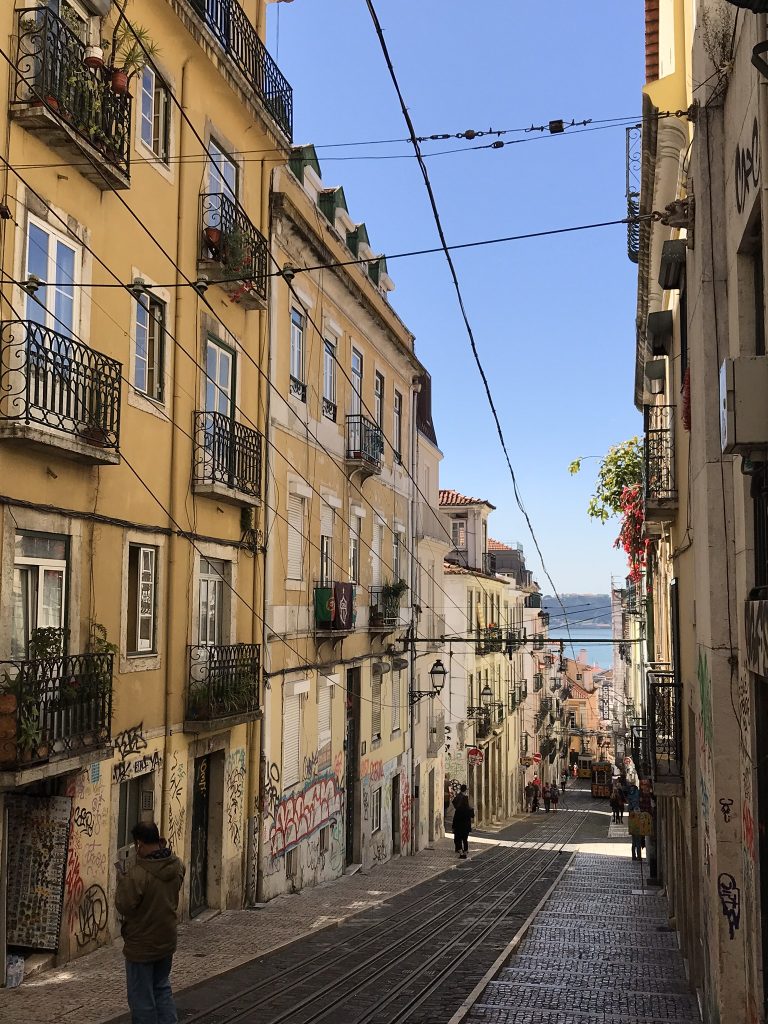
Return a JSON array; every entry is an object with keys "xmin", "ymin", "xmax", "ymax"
[{"xmin": 269, "ymin": 774, "xmax": 342, "ymax": 857}]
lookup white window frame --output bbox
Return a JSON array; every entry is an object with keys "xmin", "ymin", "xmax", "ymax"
[
  {"xmin": 290, "ymin": 308, "xmax": 305, "ymax": 386},
  {"xmin": 139, "ymin": 64, "xmax": 170, "ymax": 164},
  {"xmin": 391, "ymin": 669, "xmax": 402, "ymax": 734},
  {"xmin": 323, "ymin": 337, "xmax": 337, "ymax": 415},
  {"xmin": 198, "ymin": 556, "xmax": 226, "ymax": 647},
  {"xmin": 127, "ymin": 545, "xmax": 157, "ymax": 656},
  {"xmin": 25, "ymin": 213, "xmax": 81, "ymax": 336},
  {"xmin": 374, "ymin": 371, "xmax": 384, "ymax": 428},
  {"xmin": 12, "ymin": 533, "xmax": 68, "ymax": 660},
  {"xmin": 287, "ymin": 495, "xmax": 305, "ymax": 581},
  {"xmin": 393, "ymin": 390, "xmax": 402, "ymax": 461},
  {"xmin": 371, "ymin": 674, "xmax": 382, "ymax": 740},
  {"xmin": 452, "ymin": 519, "xmax": 466, "ymax": 549},
  {"xmin": 392, "ymin": 533, "xmax": 401, "ymax": 583},
  {"xmin": 133, "ymin": 291, "xmax": 166, "ymax": 404},
  {"xmin": 351, "ymin": 347, "xmax": 363, "ymax": 415}
]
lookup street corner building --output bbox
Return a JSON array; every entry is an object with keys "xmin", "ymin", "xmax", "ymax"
[{"xmin": 0, "ymin": 0, "xmax": 290, "ymax": 969}]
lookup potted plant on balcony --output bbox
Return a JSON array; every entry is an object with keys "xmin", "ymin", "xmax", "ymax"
[
  {"xmin": 371, "ymin": 578, "xmax": 407, "ymax": 627},
  {"xmin": 107, "ymin": 1, "xmax": 160, "ymax": 95}
]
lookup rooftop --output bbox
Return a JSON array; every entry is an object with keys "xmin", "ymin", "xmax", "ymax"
[
  {"xmin": 488, "ymin": 538, "xmax": 514, "ymax": 551},
  {"xmin": 439, "ymin": 489, "xmax": 496, "ymax": 509}
]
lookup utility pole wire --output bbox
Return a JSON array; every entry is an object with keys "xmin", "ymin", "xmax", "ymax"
[{"xmin": 364, "ymin": 0, "xmax": 576, "ymax": 656}]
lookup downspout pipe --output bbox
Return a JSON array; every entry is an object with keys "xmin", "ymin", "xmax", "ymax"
[{"xmin": 408, "ymin": 379, "xmax": 420, "ymax": 855}]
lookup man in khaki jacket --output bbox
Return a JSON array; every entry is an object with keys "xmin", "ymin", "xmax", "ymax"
[{"xmin": 116, "ymin": 821, "xmax": 185, "ymax": 1024}]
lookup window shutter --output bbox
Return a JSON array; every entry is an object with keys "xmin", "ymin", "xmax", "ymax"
[
  {"xmin": 318, "ymin": 684, "xmax": 331, "ymax": 746},
  {"xmin": 287, "ymin": 496, "xmax": 304, "ymax": 580},
  {"xmin": 371, "ymin": 677, "xmax": 382, "ymax": 737},
  {"xmin": 372, "ymin": 524, "xmax": 383, "ymax": 588},
  {"xmin": 283, "ymin": 693, "xmax": 301, "ymax": 788},
  {"xmin": 320, "ymin": 502, "xmax": 333, "ymax": 540},
  {"xmin": 391, "ymin": 670, "xmax": 401, "ymax": 731}
]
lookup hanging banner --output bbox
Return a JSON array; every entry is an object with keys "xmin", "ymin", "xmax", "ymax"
[{"xmin": 5, "ymin": 794, "xmax": 72, "ymax": 951}]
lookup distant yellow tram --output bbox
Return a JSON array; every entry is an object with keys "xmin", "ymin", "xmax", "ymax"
[
  {"xmin": 577, "ymin": 753, "xmax": 594, "ymax": 779},
  {"xmin": 591, "ymin": 759, "xmax": 613, "ymax": 798}
]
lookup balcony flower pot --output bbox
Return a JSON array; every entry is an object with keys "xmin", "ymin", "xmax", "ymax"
[
  {"xmin": 84, "ymin": 46, "xmax": 104, "ymax": 69},
  {"xmin": 111, "ymin": 68, "xmax": 128, "ymax": 94},
  {"xmin": 204, "ymin": 226, "xmax": 222, "ymax": 252},
  {"xmin": 31, "ymin": 94, "xmax": 59, "ymax": 112}
]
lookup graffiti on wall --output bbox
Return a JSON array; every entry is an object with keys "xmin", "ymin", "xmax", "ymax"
[
  {"xmin": 167, "ymin": 752, "xmax": 186, "ymax": 853},
  {"xmin": 262, "ymin": 762, "xmax": 281, "ymax": 821},
  {"xmin": 63, "ymin": 769, "xmax": 109, "ymax": 951},
  {"xmin": 717, "ymin": 872, "xmax": 741, "ymax": 939},
  {"xmin": 360, "ymin": 758, "xmax": 384, "ymax": 782},
  {"xmin": 114, "ymin": 723, "xmax": 148, "ymax": 760},
  {"xmin": 735, "ymin": 116, "xmax": 760, "ymax": 216},
  {"xmin": 112, "ymin": 749, "xmax": 162, "ymax": 785},
  {"xmin": 225, "ymin": 749, "xmax": 246, "ymax": 847},
  {"xmin": 269, "ymin": 774, "xmax": 342, "ymax": 857},
  {"xmin": 400, "ymin": 773, "xmax": 412, "ymax": 847}
]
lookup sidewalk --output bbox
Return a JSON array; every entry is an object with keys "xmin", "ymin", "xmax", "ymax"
[
  {"xmin": 453, "ymin": 830, "xmax": 700, "ymax": 1023},
  {"xmin": 0, "ymin": 837, "xmax": 466, "ymax": 1024}
]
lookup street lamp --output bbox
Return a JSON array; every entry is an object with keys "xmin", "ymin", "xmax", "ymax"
[{"xmin": 410, "ymin": 659, "xmax": 448, "ymax": 707}]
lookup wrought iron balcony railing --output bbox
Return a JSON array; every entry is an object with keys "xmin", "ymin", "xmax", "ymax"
[
  {"xmin": 648, "ymin": 669, "xmax": 682, "ymax": 783},
  {"xmin": 369, "ymin": 586, "xmax": 403, "ymax": 630},
  {"xmin": 481, "ymin": 552, "xmax": 497, "ymax": 575},
  {"xmin": 476, "ymin": 626, "xmax": 503, "ymax": 655},
  {"xmin": 193, "ymin": 411, "xmax": 262, "ymax": 500},
  {"xmin": 626, "ymin": 124, "xmax": 641, "ymax": 264},
  {"xmin": 533, "ymin": 672, "xmax": 544, "ymax": 692},
  {"xmin": 346, "ymin": 414, "xmax": 383, "ymax": 472},
  {"xmin": 186, "ymin": 0, "xmax": 293, "ymax": 139},
  {"xmin": 0, "ymin": 320, "xmax": 121, "ymax": 454},
  {"xmin": 644, "ymin": 404, "xmax": 677, "ymax": 519},
  {"xmin": 0, "ymin": 652, "xmax": 113, "ymax": 768},
  {"xmin": 13, "ymin": 8, "xmax": 131, "ymax": 185},
  {"xmin": 200, "ymin": 193, "xmax": 269, "ymax": 307},
  {"xmin": 186, "ymin": 643, "xmax": 260, "ymax": 722}
]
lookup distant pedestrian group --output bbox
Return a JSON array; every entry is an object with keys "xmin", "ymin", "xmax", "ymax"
[{"xmin": 525, "ymin": 778, "xmax": 562, "ymax": 813}]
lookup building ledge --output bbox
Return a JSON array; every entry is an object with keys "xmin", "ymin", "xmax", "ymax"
[
  {"xmin": 0, "ymin": 743, "xmax": 113, "ymax": 792},
  {"xmin": 183, "ymin": 708, "xmax": 261, "ymax": 735},
  {"xmin": 193, "ymin": 480, "xmax": 261, "ymax": 508},
  {"xmin": 0, "ymin": 420, "xmax": 120, "ymax": 465},
  {"xmin": 197, "ymin": 257, "xmax": 267, "ymax": 311}
]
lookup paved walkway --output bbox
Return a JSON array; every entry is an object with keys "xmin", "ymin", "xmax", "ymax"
[
  {"xmin": 457, "ymin": 817, "xmax": 701, "ymax": 1024},
  {"xmin": 0, "ymin": 837, "xmax": 466, "ymax": 1024}
]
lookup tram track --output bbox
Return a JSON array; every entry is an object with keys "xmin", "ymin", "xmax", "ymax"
[{"xmin": 180, "ymin": 807, "xmax": 585, "ymax": 1024}]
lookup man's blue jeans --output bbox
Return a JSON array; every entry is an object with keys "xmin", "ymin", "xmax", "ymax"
[{"xmin": 125, "ymin": 955, "xmax": 177, "ymax": 1024}]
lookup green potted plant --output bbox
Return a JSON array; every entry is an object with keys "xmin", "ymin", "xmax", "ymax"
[{"xmin": 107, "ymin": 2, "xmax": 160, "ymax": 95}]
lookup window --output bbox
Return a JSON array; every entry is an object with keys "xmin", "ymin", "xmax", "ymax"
[
  {"xmin": 371, "ymin": 523, "xmax": 384, "ymax": 589},
  {"xmin": 372, "ymin": 787, "xmax": 382, "ymax": 833},
  {"xmin": 287, "ymin": 495, "xmax": 305, "ymax": 580},
  {"xmin": 283, "ymin": 692, "xmax": 301, "ymax": 788},
  {"xmin": 391, "ymin": 670, "xmax": 402, "ymax": 732},
  {"xmin": 117, "ymin": 774, "xmax": 156, "ymax": 859},
  {"xmin": 140, "ymin": 65, "xmax": 170, "ymax": 163},
  {"xmin": 349, "ymin": 515, "xmax": 361, "ymax": 583},
  {"xmin": 452, "ymin": 519, "xmax": 466, "ymax": 549},
  {"xmin": 317, "ymin": 683, "xmax": 332, "ymax": 770},
  {"xmin": 320, "ymin": 503, "xmax": 334, "ymax": 586},
  {"xmin": 12, "ymin": 532, "xmax": 67, "ymax": 660},
  {"xmin": 208, "ymin": 139, "xmax": 237, "ymax": 204},
  {"xmin": 319, "ymin": 825, "xmax": 330, "ymax": 854},
  {"xmin": 374, "ymin": 372, "xmax": 384, "ymax": 428},
  {"xmin": 198, "ymin": 557, "xmax": 225, "ymax": 646},
  {"xmin": 468, "ymin": 673, "xmax": 474, "ymax": 707},
  {"xmin": 26, "ymin": 216, "xmax": 79, "ymax": 336},
  {"xmin": 134, "ymin": 294, "xmax": 166, "ymax": 402},
  {"xmin": 351, "ymin": 348, "xmax": 363, "ymax": 415},
  {"xmin": 323, "ymin": 339, "xmax": 336, "ymax": 419},
  {"xmin": 467, "ymin": 591, "xmax": 473, "ymax": 632},
  {"xmin": 393, "ymin": 390, "xmax": 402, "ymax": 460},
  {"xmin": 290, "ymin": 308, "xmax": 305, "ymax": 397},
  {"xmin": 205, "ymin": 337, "xmax": 234, "ymax": 417},
  {"xmin": 392, "ymin": 533, "xmax": 401, "ymax": 583},
  {"xmin": 127, "ymin": 545, "xmax": 157, "ymax": 654},
  {"xmin": 371, "ymin": 673, "xmax": 382, "ymax": 739}
]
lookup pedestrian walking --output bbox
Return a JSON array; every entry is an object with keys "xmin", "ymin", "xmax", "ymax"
[
  {"xmin": 543, "ymin": 783, "xmax": 552, "ymax": 813},
  {"xmin": 616, "ymin": 786, "xmax": 626, "ymax": 822},
  {"xmin": 626, "ymin": 782, "xmax": 644, "ymax": 859},
  {"xmin": 116, "ymin": 821, "xmax": 185, "ymax": 1024},
  {"xmin": 452, "ymin": 784, "xmax": 474, "ymax": 859},
  {"xmin": 550, "ymin": 784, "xmax": 559, "ymax": 813},
  {"xmin": 610, "ymin": 784, "xmax": 621, "ymax": 823},
  {"xmin": 572, "ymin": 763, "xmax": 577, "ymax": 779},
  {"xmin": 560, "ymin": 769, "xmax": 568, "ymax": 792},
  {"xmin": 524, "ymin": 782, "xmax": 534, "ymax": 813}
]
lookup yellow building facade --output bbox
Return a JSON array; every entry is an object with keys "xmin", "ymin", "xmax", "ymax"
[
  {"xmin": 259, "ymin": 152, "xmax": 431, "ymax": 898},
  {"xmin": 0, "ymin": 0, "xmax": 290, "ymax": 964}
]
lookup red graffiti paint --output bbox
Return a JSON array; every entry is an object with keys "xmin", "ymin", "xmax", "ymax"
[{"xmin": 743, "ymin": 801, "xmax": 756, "ymax": 861}]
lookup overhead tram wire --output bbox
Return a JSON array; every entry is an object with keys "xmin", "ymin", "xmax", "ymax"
[
  {"xmin": 364, "ymin": 0, "xmax": 577, "ymax": 658},
  {"xmin": 0, "ymin": 57, "xmax": 486, "ymax": 653}
]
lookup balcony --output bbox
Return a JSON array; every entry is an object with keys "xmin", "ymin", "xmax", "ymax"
[
  {"xmin": 644, "ymin": 404, "xmax": 677, "ymax": 525},
  {"xmin": 482, "ymin": 552, "xmax": 497, "ymax": 575},
  {"xmin": 193, "ymin": 411, "xmax": 262, "ymax": 505},
  {"xmin": 346, "ymin": 414, "xmax": 383, "ymax": 480},
  {"xmin": 12, "ymin": 8, "xmax": 131, "ymax": 190},
  {"xmin": 199, "ymin": 193, "xmax": 268, "ymax": 309},
  {"xmin": 427, "ymin": 711, "xmax": 445, "ymax": 757},
  {"xmin": 369, "ymin": 586, "xmax": 405, "ymax": 632},
  {"xmin": 314, "ymin": 583, "xmax": 356, "ymax": 637},
  {"xmin": 476, "ymin": 626, "xmax": 503, "ymax": 655},
  {"xmin": 185, "ymin": 643, "xmax": 260, "ymax": 729},
  {"xmin": 533, "ymin": 672, "xmax": 544, "ymax": 692},
  {"xmin": 0, "ymin": 652, "xmax": 113, "ymax": 771},
  {"xmin": 185, "ymin": 0, "xmax": 293, "ymax": 139},
  {"xmin": 0, "ymin": 321, "xmax": 121, "ymax": 464},
  {"xmin": 648, "ymin": 669, "xmax": 683, "ymax": 794}
]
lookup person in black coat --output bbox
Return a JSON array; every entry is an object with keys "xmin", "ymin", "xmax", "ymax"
[{"xmin": 452, "ymin": 784, "xmax": 474, "ymax": 859}]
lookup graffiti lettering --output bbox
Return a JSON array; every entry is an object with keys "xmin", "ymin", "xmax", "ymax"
[
  {"xmin": 225, "ymin": 749, "xmax": 246, "ymax": 847},
  {"xmin": 360, "ymin": 758, "xmax": 384, "ymax": 783},
  {"xmin": 64, "ymin": 845, "xmax": 84, "ymax": 930},
  {"xmin": 717, "ymin": 872, "xmax": 741, "ymax": 939},
  {"xmin": 333, "ymin": 751, "xmax": 344, "ymax": 783},
  {"xmin": 114, "ymin": 723, "xmax": 148, "ymax": 760},
  {"xmin": 73, "ymin": 806, "xmax": 95, "ymax": 837},
  {"xmin": 746, "ymin": 600, "xmax": 768, "ymax": 676},
  {"xmin": 262, "ymin": 762, "xmax": 281, "ymax": 821},
  {"xmin": 735, "ymin": 117, "xmax": 761, "ymax": 215},
  {"xmin": 303, "ymin": 750, "xmax": 320, "ymax": 781},
  {"xmin": 372, "ymin": 838, "xmax": 388, "ymax": 863},
  {"xmin": 76, "ymin": 884, "xmax": 108, "ymax": 948},
  {"xmin": 269, "ymin": 774, "xmax": 342, "ymax": 857},
  {"xmin": 362, "ymin": 787, "xmax": 370, "ymax": 821},
  {"xmin": 401, "ymin": 774, "xmax": 412, "ymax": 847},
  {"xmin": 719, "ymin": 798, "xmax": 734, "ymax": 824},
  {"xmin": 112, "ymin": 749, "xmax": 162, "ymax": 785},
  {"xmin": 168, "ymin": 752, "xmax": 186, "ymax": 853},
  {"xmin": 743, "ymin": 801, "xmax": 756, "ymax": 861}
]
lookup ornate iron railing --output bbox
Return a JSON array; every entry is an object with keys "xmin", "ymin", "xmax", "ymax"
[
  {"xmin": 186, "ymin": 0, "xmax": 293, "ymax": 139},
  {"xmin": 476, "ymin": 626, "xmax": 503, "ymax": 655},
  {"xmin": 533, "ymin": 672, "xmax": 544, "ymax": 692},
  {"xmin": 626, "ymin": 124, "xmax": 641, "ymax": 263},
  {"xmin": 346, "ymin": 414, "xmax": 383, "ymax": 469},
  {"xmin": 14, "ymin": 7, "xmax": 131, "ymax": 178},
  {"xmin": 481, "ymin": 552, "xmax": 497, "ymax": 575},
  {"xmin": 644, "ymin": 404, "xmax": 677, "ymax": 507},
  {"xmin": 289, "ymin": 375, "xmax": 307, "ymax": 402},
  {"xmin": 369, "ymin": 586, "xmax": 402, "ymax": 629},
  {"xmin": 0, "ymin": 321, "xmax": 121, "ymax": 448},
  {"xmin": 200, "ymin": 193, "xmax": 268, "ymax": 302},
  {"xmin": 0, "ymin": 652, "xmax": 113, "ymax": 767},
  {"xmin": 193, "ymin": 411, "xmax": 262, "ymax": 498},
  {"xmin": 648, "ymin": 669, "xmax": 682, "ymax": 780},
  {"xmin": 186, "ymin": 643, "xmax": 260, "ymax": 720},
  {"xmin": 322, "ymin": 397, "xmax": 336, "ymax": 421}
]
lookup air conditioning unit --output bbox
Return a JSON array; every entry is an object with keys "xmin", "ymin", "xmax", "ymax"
[{"xmin": 720, "ymin": 357, "xmax": 768, "ymax": 456}]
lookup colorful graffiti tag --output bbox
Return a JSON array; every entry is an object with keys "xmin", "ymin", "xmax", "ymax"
[{"xmin": 269, "ymin": 774, "xmax": 343, "ymax": 857}]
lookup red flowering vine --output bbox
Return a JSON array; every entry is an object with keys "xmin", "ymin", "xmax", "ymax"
[{"xmin": 615, "ymin": 483, "xmax": 647, "ymax": 582}]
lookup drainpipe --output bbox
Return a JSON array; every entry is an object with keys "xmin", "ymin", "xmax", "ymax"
[
  {"xmin": 160, "ymin": 57, "xmax": 190, "ymax": 836},
  {"xmin": 408, "ymin": 378, "xmax": 420, "ymax": 855}
]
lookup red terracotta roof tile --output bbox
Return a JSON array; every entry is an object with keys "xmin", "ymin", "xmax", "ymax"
[{"xmin": 439, "ymin": 488, "xmax": 495, "ymax": 509}]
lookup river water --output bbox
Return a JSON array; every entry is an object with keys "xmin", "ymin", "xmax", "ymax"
[{"xmin": 548, "ymin": 625, "xmax": 615, "ymax": 670}]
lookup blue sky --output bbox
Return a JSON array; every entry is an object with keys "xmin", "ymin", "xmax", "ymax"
[{"xmin": 269, "ymin": 1, "xmax": 644, "ymax": 592}]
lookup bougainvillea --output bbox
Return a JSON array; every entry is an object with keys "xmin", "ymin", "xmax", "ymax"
[{"xmin": 615, "ymin": 483, "xmax": 647, "ymax": 582}]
